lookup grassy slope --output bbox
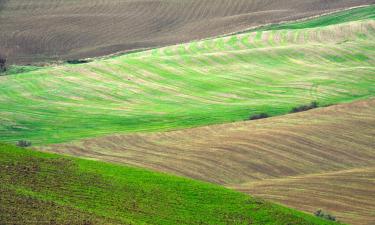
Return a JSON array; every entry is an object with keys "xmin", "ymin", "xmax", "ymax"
[
  {"xmin": 0, "ymin": 143, "xmax": 336, "ymax": 225},
  {"xmin": 256, "ymin": 5, "xmax": 375, "ymax": 31},
  {"xmin": 1, "ymin": 6, "xmax": 375, "ymax": 145}
]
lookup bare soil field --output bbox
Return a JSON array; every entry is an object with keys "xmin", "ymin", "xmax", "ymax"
[
  {"xmin": 1, "ymin": 0, "xmax": 374, "ymax": 64},
  {"xmin": 230, "ymin": 167, "xmax": 375, "ymax": 225},
  {"xmin": 44, "ymin": 99, "xmax": 375, "ymax": 224}
]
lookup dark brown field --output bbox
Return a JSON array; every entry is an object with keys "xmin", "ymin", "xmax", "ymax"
[
  {"xmin": 44, "ymin": 99, "xmax": 375, "ymax": 224},
  {"xmin": 1, "ymin": 0, "xmax": 374, "ymax": 64}
]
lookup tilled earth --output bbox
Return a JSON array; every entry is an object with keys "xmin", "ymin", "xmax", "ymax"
[{"xmin": 1, "ymin": 0, "xmax": 374, "ymax": 64}]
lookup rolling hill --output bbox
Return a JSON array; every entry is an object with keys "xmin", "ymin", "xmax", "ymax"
[
  {"xmin": 45, "ymin": 99, "xmax": 375, "ymax": 184},
  {"xmin": 1, "ymin": 5, "xmax": 375, "ymax": 225},
  {"xmin": 0, "ymin": 5, "xmax": 374, "ymax": 145},
  {"xmin": 44, "ymin": 98, "xmax": 375, "ymax": 225},
  {"xmin": 0, "ymin": 143, "xmax": 337, "ymax": 225},
  {"xmin": 0, "ymin": 0, "xmax": 373, "ymax": 64}
]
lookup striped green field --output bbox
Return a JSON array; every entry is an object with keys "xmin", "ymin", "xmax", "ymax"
[
  {"xmin": 0, "ymin": 6, "xmax": 374, "ymax": 145},
  {"xmin": 250, "ymin": 4, "xmax": 375, "ymax": 31}
]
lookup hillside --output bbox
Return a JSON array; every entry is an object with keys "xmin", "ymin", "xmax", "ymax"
[
  {"xmin": 0, "ymin": 0, "xmax": 373, "ymax": 64},
  {"xmin": 1, "ymin": 3, "xmax": 375, "ymax": 225},
  {"xmin": 44, "ymin": 98, "xmax": 375, "ymax": 225},
  {"xmin": 1, "ymin": 5, "xmax": 375, "ymax": 145},
  {"xmin": 0, "ymin": 143, "xmax": 336, "ymax": 225},
  {"xmin": 46, "ymin": 99, "xmax": 375, "ymax": 184}
]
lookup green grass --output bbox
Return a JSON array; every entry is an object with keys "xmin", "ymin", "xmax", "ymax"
[
  {"xmin": 0, "ymin": 143, "xmax": 340, "ymax": 225},
  {"xmin": 252, "ymin": 5, "xmax": 375, "ymax": 31},
  {"xmin": 0, "ymin": 6, "xmax": 374, "ymax": 145}
]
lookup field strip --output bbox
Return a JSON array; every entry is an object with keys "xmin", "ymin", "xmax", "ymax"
[
  {"xmin": 42, "ymin": 99, "xmax": 375, "ymax": 184},
  {"xmin": 229, "ymin": 167, "xmax": 375, "ymax": 225}
]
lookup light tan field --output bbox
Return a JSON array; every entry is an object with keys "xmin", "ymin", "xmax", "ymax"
[
  {"xmin": 43, "ymin": 99, "xmax": 375, "ymax": 224},
  {"xmin": 230, "ymin": 167, "xmax": 375, "ymax": 225},
  {"xmin": 1, "ymin": 0, "xmax": 373, "ymax": 64}
]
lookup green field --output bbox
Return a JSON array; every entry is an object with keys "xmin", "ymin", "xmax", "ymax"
[
  {"xmin": 0, "ymin": 6, "xmax": 374, "ymax": 145},
  {"xmin": 250, "ymin": 5, "xmax": 375, "ymax": 32},
  {"xmin": 0, "ymin": 143, "xmax": 339, "ymax": 225}
]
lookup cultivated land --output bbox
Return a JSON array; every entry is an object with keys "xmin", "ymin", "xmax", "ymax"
[
  {"xmin": 0, "ymin": 143, "xmax": 337, "ymax": 225},
  {"xmin": 1, "ymin": 5, "xmax": 375, "ymax": 225},
  {"xmin": 0, "ymin": 0, "xmax": 374, "ymax": 64},
  {"xmin": 45, "ymin": 98, "xmax": 375, "ymax": 225},
  {"xmin": 1, "ymin": 6, "xmax": 375, "ymax": 145},
  {"xmin": 231, "ymin": 167, "xmax": 375, "ymax": 225},
  {"xmin": 46, "ymin": 99, "xmax": 375, "ymax": 185}
]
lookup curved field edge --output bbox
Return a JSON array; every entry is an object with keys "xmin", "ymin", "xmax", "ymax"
[
  {"xmin": 238, "ymin": 4, "xmax": 375, "ymax": 34},
  {"xmin": 44, "ymin": 98, "xmax": 375, "ymax": 225},
  {"xmin": 1, "ymin": 0, "xmax": 373, "ymax": 64},
  {"xmin": 0, "ymin": 143, "xmax": 337, "ymax": 225},
  {"xmin": 45, "ymin": 98, "xmax": 375, "ymax": 185},
  {"xmin": 1, "ymin": 6, "xmax": 375, "ymax": 145},
  {"xmin": 229, "ymin": 167, "xmax": 375, "ymax": 225}
]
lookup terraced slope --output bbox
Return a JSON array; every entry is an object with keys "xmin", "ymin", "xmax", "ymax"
[
  {"xmin": 0, "ymin": 143, "xmax": 337, "ymax": 225},
  {"xmin": 45, "ymin": 99, "xmax": 375, "ymax": 185},
  {"xmin": 1, "ymin": 6, "xmax": 375, "ymax": 145},
  {"xmin": 231, "ymin": 167, "xmax": 375, "ymax": 225},
  {"xmin": 0, "ymin": 0, "xmax": 373, "ymax": 64}
]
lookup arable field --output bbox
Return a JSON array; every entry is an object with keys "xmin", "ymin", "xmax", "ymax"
[
  {"xmin": 1, "ymin": 5, "xmax": 375, "ymax": 225},
  {"xmin": 46, "ymin": 99, "xmax": 375, "ymax": 185},
  {"xmin": 231, "ymin": 167, "xmax": 375, "ymax": 225},
  {"xmin": 44, "ymin": 98, "xmax": 375, "ymax": 225},
  {"xmin": 0, "ymin": 0, "xmax": 373, "ymax": 64},
  {"xmin": 1, "ymin": 6, "xmax": 375, "ymax": 145},
  {"xmin": 0, "ymin": 143, "xmax": 337, "ymax": 225}
]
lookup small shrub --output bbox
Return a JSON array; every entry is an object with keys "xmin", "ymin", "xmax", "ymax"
[
  {"xmin": 314, "ymin": 209, "xmax": 336, "ymax": 221},
  {"xmin": 16, "ymin": 140, "xmax": 32, "ymax": 148},
  {"xmin": 249, "ymin": 113, "xmax": 269, "ymax": 120},
  {"xmin": 0, "ymin": 55, "xmax": 7, "ymax": 73},
  {"xmin": 291, "ymin": 101, "xmax": 319, "ymax": 113},
  {"xmin": 66, "ymin": 59, "xmax": 90, "ymax": 64}
]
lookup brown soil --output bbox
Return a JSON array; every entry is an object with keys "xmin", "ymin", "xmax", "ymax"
[
  {"xmin": 1, "ymin": 0, "xmax": 373, "ymax": 64},
  {"xmin": 230, "ymin": 167, "xmax": 375, "ymax": 225}
]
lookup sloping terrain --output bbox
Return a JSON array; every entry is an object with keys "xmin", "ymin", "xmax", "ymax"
[
  {"xmin": 45, "ymin": 99, "xmax": 375, "ymax": 184},
  {"xmin": 231, "ymin": 167, "xmax": 375, "ymax": 225},
  {"xmin": 1, "ymin": 6, "xmax": 375, "ymax": 145},
  {"xmin": 0, "ymin": 0, "xmax": 374, "ymax": 64},
  {"xmin": 44, "ymin": 98, "xmax": 375, "ymax": 225},
  {"xmin": 1, "ymin": 4, "xmax": 374, "ymax": 225},
  {"xmin": 0, "ymin": 143, "xmax": 336, "ymax": 225}
]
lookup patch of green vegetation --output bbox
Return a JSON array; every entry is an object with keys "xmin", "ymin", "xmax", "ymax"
[
  {"xmin": 256, "ymin": 5, "xmax": 375, "ymax": 31},
  {"xmin": 0, "ymin": 6, "xmax": 374, "ymax": 145},
  {"xmin": 0, "ymin": 65, "xmax": 43, "ymax": 76},
  {"xmin": 0, "ymin": 143, "xmax": 341, "ymax": 224}
]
